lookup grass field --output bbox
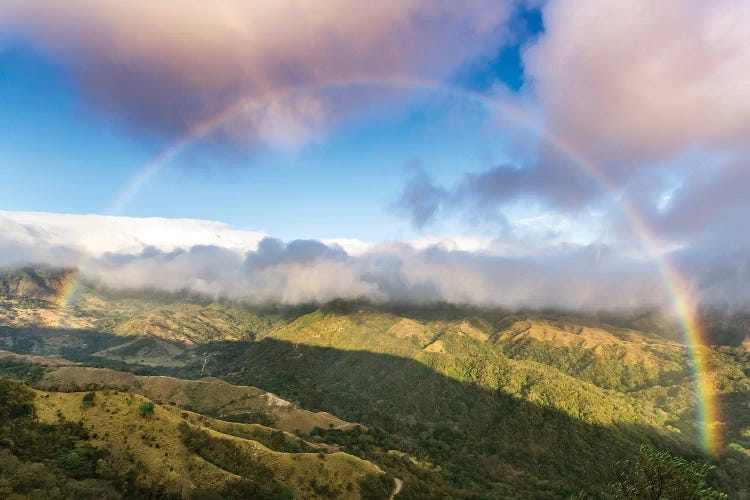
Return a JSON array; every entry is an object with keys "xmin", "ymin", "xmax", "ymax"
[{"xmin": 34, "ymin": 388, "xmax": 386, "ymax": 498}]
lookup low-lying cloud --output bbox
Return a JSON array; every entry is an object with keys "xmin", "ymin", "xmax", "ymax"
[
  {"xmin": 77, "ymin": 239, "xmax": 673, "ymax": 310},
  {"xmin": 4, "ymin": 210, "xmax": 743, "ymax": 312}
]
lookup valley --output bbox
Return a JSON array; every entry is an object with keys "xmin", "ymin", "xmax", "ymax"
[{"xmin": 1, "ymin": 268, "xmax": 748, "ymax": 497}]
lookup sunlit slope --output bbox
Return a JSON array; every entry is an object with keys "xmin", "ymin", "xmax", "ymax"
[
  {"xmin": 0, "ymin": 267, "xmax": 74, "ymax": 300},
  {"xmin": 0, "ymin": 268, "xmax": 288, "ymax": 342},
  {"xmin": 34, "ymin": 389, "xmax": 385, "ymax": 499},
  {"xmin": 493, "ymin": 316, "xmax": 689, "ymax": 391},
  {"xmin": 39, "ymin": 366, "xmax": 354, "ymax": 434},
  {"xmin": 269, "ymin": 306, "xmax": 494, "ymax": 352},
  {"xmin": 263, "ymin": 308, "xmax": 678, "ymax": 429},
  {"xmin": 112, "ymin": 303, "xmax": 285, "ymax": 343}
]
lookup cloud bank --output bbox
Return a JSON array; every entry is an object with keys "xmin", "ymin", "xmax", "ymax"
[{"xmin": 1, "ymin": 210, "xmax": 738, "ymax": 312}]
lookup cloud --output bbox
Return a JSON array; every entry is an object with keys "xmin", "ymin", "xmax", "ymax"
[
  {"xmin": 78, "ymin": 237, "xmax": 670, "ymax": 310},
  {"xmin": 0, "ymin": 210, "xmax": 266, "ymax": 257},
  {"xmin": 393, "ymin": 156, "xmax": 601, "ymax": 232},
  {"xmin": 0, "ymin": 0, "xmax": 514, "ymax": 146},
  {"xmin": 386, "ymin": 1, "xmax": 750, "ymax": 262},
  {"xmin": 650, "ymin": 156, "xmax": 750, "ymax": 241},
  {"xmin": 393, "ymin": 169, "xmax": 449, "ymax": 228},
  {"xmin": 4, "ymin": 210, "xmax": 750, "ymax": 311},
  {"xmin": 524, "ymin": 0, "xmax": 750, "ymax": 163},
  {"xmin": 0, "ymin": 210, "xmax": 708, "ymax": 311}
]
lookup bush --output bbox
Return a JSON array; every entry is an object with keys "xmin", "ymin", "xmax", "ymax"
[
  {"xmin": 139, "ymin": 402, "xmax": 155, "ymax": 418},
  {"xmin": 0, "ymin": 358, "xmax": 45, "ymax": 383},
  {"xmin": 359, "ymin": 473, "xmax": 394, "ymax": 500},
  {"xmin": 605, "ymin": 445, "xmax": 727, "ymax": 499},
  {"xmin": 81, "ymin": 392, "xmax": 96, "ymax": 409},
  {"xmin": 55, "ymin": 448, "xmax": 96, "ymax": 479}
]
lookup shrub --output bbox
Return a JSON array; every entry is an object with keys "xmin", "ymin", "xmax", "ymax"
[
  {"xmin": 606, "ymin": 445, "xmax": 727, "ymax": 499},
  {"xmin": 81, "ymin": 392, "xmax": 96, "ymax": 409},
  {"xmin": 359, "ymin": 473, "xmax": 395, "ymax": 500},
  {"xmin": 139, "ymin": 402, "xmax": 155, "ymax": 418},
  {"xmin": 55, "ymin": 448, "xmax": 95, "ymax": 479}
]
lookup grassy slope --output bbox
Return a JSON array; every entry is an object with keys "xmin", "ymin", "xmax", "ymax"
[
  {"xmin": 113, "ymin": 303, "xmax": 285, "ymax": 344},
  {"xmin": 34, "ymin": 389, "xmax": 384, "ymax": 499},
  {"xmin": 38, "ymin": 366, "xmax": 353, "ymax": 434},
  {"xmin": 223, "ymin": 308, "xmax": 746, "ymax": 496}
]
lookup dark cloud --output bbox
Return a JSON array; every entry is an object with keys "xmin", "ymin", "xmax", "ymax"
[
  {"xmin": 652, "ymin": 157, "xmax": 750, "ymax": 241},
  {"xmin": 393, "ymin": 170, "xmax": 449, "ymax": 228},
  {"xmin": 395, "ymin": 149, "xmax": 603, "ymax": 230},
  {"xmin": 244, "ymin": 238, "xmax": 347, "ymax": 271}
]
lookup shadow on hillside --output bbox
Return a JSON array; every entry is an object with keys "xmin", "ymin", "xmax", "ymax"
[
  {"xmin": 0, "ymin": 325, "xmax": 132, "ymax": 358},
  {"xmin": 197, "ymin": 337, "xmax": 707, "ymax": 497},
  {"xmin": 0, "ymin": 326, "xmax": 188, "ymax": 376},
  {"xmin": 721, "ymin": 390, "xmax": 750, "ymax": 448},
  {"xmin": 0, "ymin": 326, "xmax": 727, "ymax": 496}
]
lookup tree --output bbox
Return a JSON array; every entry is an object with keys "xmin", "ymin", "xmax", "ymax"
[
  {"xmin": 139, "ymin": 402, "xmax": 155, "ymax": 418},
  {"xmin": 0, "ymin": 378, "xmax": 34, "ymax": 420},
  {"xmin": 81, "ymin": 392, "xmax": 96, "ymax": 409},
  {"xmin": 55, "ymin": 448, "xmax": 95, "ymax": 479},
  {"xmin": 605, "ymin": 446, "xmax": 726, "ymax": 499}
]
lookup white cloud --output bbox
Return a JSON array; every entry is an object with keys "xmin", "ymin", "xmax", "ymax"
[
  {"xmin": 0, "ymin": 210, "xmax": 680, "ymax": 310},
  {"xmin": 0, "ymin": 210, "xmax": 266, "ymax": 257}
]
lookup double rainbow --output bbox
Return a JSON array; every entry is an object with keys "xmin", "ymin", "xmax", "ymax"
[{"xmin": 53, "ymin": 77, "xmax": 723, "ymax": 454}]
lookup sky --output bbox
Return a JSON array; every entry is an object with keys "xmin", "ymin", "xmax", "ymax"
[{"xmin": 1, "ymin": 0, "xmax": 749, "ymax": 310}]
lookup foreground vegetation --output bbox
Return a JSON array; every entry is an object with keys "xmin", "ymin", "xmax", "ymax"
[{"xmin": 0, "ymin": 374, "xmax": 390, "ymax": 499}]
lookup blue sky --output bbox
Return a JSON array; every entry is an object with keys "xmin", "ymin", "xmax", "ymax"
[
  {"xmin": 1, "ymin": 0, "xmax": 749, "ymax": 309},
  {"xmin": 0, "ymin": 7, "xmax": 542, "ymax": 242}
]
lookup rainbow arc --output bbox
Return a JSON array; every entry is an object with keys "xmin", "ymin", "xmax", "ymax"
[{"xmin": 53, "ymin": 77, "xmax": 723, "ymax": 454}]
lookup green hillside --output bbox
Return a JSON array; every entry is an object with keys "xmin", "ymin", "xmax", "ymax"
[
  {"xmin": 0, "ymin": 268, "xmax": 747, "ymax": 497},
  {"xmin": 0, "ymin": 376, "xmax": 391, "ymax": 499}
]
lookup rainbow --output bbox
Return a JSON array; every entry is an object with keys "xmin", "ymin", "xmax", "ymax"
[{"xmin": 53, "ymin": 77, "xmax": 723, "ymax": 454}]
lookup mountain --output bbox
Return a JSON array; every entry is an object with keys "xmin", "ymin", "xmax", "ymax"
[{"xmin": 0, "ymin": 267, "xmax": 747, "ymax": 497}]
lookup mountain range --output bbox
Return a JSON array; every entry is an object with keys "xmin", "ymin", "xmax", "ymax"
[{"xmin": 0, "ymin": 266, "xmax": 748, "ymax": 498}]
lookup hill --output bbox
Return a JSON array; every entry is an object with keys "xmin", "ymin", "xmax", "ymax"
[
  {"xmin": 0, "ymin": 375, "xmax": 392, "ymax": 499},
  {"xmin": 0, "ymin": 267, "xmax": 748, "ymax": 497},
  {"xmin": 38, "ymin": 365, "xmax": 356, "ymax": 434},
  {"xmin": 35, "ymin": 388, "xmax": 384, "ymax": 498}
]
